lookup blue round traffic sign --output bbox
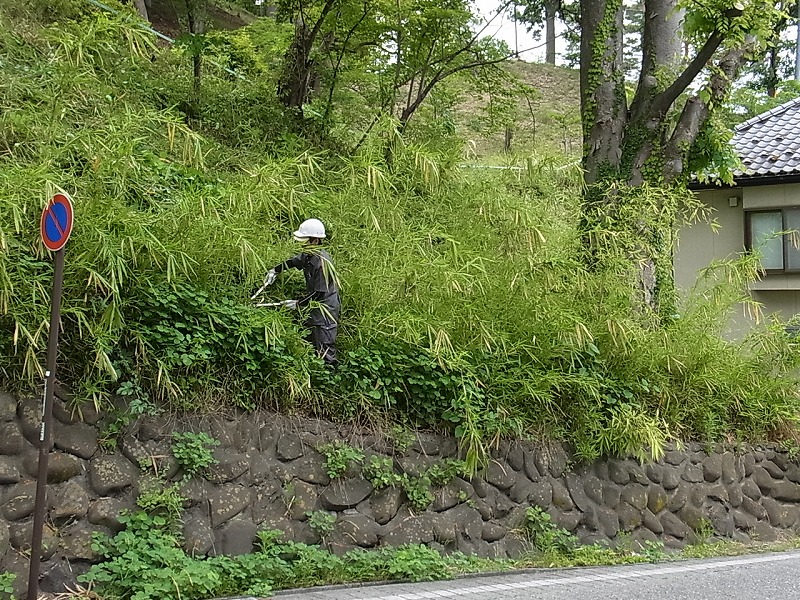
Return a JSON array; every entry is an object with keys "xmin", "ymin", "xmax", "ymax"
[{"xmin": 40, "ymin": 193, "xmax": 74, "ymax": 252}]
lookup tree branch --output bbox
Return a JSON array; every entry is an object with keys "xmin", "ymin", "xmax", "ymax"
[
  {"xmin": 651, "ymin": 30, "xmax": 724, "ymax": 116},
  {"xmin": 663, "ymin": 42, "xmax": 750, "ymax": 182}
]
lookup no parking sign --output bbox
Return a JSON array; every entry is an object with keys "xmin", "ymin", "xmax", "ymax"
[
  {"xmin": 29, "ymin": 191, "xmax": 74, "ymax": 599},
  {"xmin": 40, "ymin": 193, "xmax": 74, "ymax": 251}
]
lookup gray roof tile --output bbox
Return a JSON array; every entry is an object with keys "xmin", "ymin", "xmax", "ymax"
[{"xmin": 732, "ymin": 96, "xmax": 800, "ymax": 180}]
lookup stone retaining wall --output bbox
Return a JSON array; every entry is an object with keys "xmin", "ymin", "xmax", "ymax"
[{"xmin": 0, "ymin": 390, "xmax": 799, "ymax": 597}]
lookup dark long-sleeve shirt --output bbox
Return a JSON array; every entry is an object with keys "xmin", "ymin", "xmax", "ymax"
[{"xmin": 274, "ymin": 249, "xmax": 340, "ymax": 327}]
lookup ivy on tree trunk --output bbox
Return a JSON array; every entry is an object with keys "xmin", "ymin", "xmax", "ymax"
[{"xmin": 578, "ymin": 0, "xmax": 775, "ymax": 317}]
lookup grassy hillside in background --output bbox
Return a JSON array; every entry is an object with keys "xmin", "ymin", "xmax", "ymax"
[{"xmin": 1, "ymin": 0, "xmax": 798, "ymax": 466}]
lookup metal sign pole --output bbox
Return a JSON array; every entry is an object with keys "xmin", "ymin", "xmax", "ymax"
[{"xmin": 26, "ymin": 247, "xmax": 65, "ymax": 600}]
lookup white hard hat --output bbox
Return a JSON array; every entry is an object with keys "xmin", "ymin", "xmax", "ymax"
[{"xmin": 293, "ymin": 218, "xmax": 326, "ymax": 241}]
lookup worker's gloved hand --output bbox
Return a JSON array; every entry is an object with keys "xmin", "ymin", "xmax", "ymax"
[
  {"xmin": 281, "ymin": 299, "xmax": 298, "ymax": 310},
  {"xmin": 264, "ymin": 269, "xmax": 277, "ymax": 286}
]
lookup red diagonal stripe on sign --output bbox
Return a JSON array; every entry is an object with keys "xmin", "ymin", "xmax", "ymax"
[{"xmin": 46, "ymin": 204, "xmax": 65, "ymax": 238}]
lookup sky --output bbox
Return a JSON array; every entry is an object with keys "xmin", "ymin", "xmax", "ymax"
[{"xmin": 471, "ymin": 0, "xmax": 566, "ymax": 63}]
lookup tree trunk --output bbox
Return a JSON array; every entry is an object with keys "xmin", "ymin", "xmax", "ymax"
[
  {"xmin": 185, "ymin": 0, "xmax": 204, "ymax": 95},
  {"xmin": 579, "ymin": 0, "xmax": 739, "ymax": 317},
  {"xmin": 504, "ymin": 127, "xmax": 513, "ymax": 152},
  {"xmin": 579, "ymin": 0, "xmax": 626, "ymax": 186},
  {"xmin": 795, "ymin": 1, "xmax": 800, "ymax": 80},
  {"xmin": 767, "ymin": 45, "xmax": 778, "ymax": 97},
  {"xmin": 277, "ymin": 0, "xmax": 337, "ymax": 111},
  {"xmin": 132, "ymin": 0, "xmax": 149, "ymax": 20},
  {"xmin": 545, "ymin": 0, "xmax": 557, "ymax": 64}
]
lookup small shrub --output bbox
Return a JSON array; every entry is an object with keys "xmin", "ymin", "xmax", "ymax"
[
  {"xmin": 401, "ymin": 474, "xmax": 434, "ymax": 512},
  {"xmin": 426, "ymin": 459, "xmax": 468, "ymax": 486},
  {"xmin": 172, "ymin": 432, "xmax": 219, "ymax": 478},
  {"xmin": 318, "ymin": 441, "xmax": 364, "ymax": 479},
  {"xmin": 363, "ymin": 455, "xmax": 401, "ymax": 489},
  {"xmin": 306, "ymin": 510, "xmax": 336, "ymax": 539},
  {"xmin": 136, "ymin": 478, "xmax": 185, "ymax": 520},
  {"xmin": 523, "ymin": 506, "xmax": 576, "ymax": 554}
]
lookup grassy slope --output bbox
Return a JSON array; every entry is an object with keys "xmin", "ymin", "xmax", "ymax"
[{"xmin": 1, "ymin": 1, "xmax": 798, "ymax": 464}]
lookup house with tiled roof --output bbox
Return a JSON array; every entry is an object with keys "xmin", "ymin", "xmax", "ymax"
[{"xmin": 675, "ymin": 96, "xmax": 800, "ymax": 335}]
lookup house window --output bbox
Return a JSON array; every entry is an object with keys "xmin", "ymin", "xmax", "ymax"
[{"xmin": 746, "ymin": 209, "xmax": 800, "ymax": 272}]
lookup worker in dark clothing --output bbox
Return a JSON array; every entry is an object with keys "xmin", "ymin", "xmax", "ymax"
[{"xmin": 265, "ymin": 218, "xmax": 340, "ymax": 368}]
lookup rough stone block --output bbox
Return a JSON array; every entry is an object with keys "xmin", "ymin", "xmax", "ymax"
[
  {"xmin": 702, "ymin": 455, "xmax": 722, "ymax": 482},
  {"xmin": 602, "ymin": 482, "xmax": 621, "ymax": 508},
  {"xmin": 721, "ymin": 452, "xmax": 737, "ymax": 484},
  {"xmin": 370, "ymin": 486, "xmax": 403, "ymax": 525},
  {"xmin": 661, "ymin": 467, "xmax": 680, "ymax": 490},
  {"xmin": 753, "ymin": 466, "xmax": 776, "ymax": 494},
  {"xmin": 53, "ymin": 422, "xmax": 97, "ymax": 459},
  {"xmin": 2, "ymin": 481, "xmax": 37, "ymax": 521},
  {"xmin": 583, "ymin": 475, "xmax": 603, "ymax": 505},
  {"xmin": 0, "ymin": 457, "xmax": 19, "ymax": 485},
  {"xmin": 88, "ymin": 498, "xmax": 132, "ymax": 532},
  {"xmin": 731, "ymin": 508, "xmax": 757, "ymax": 531},
  {"xmin": 529, "ymin": 480, "xmax": 552, "ymax": 509},
  {"xmin": 383, "ymin": 512, "xmax": 435, "ymax": 546},
  {"xmin": 0, "ymin": 393, "xmax": 17, "ymax": 422},
  {"xmin": 608, "ymin": 460, "xmax": 631, "ymax": 485},
  {"xmin": 742, "ymin": 478, "xmax": 762, "ymax": 501},
  {"xmin": 10, "ymin": 521, "xmax": 57, "ymax": 558},
  {"xmin": 213, "ymin": 518, "xmax": 257, "ymax": 556},
  {"xmin": 0, "ymin": 423, "xmax": 24, "ymax": 456},
  {"xmin": 645, "ymin": 463, "xmax": 662, "ymax": 484},
  {"xmin": 334, "ymin": 514, "xmax": 381, "ymax": 547},
  {"xmin": 617, "ymin": 502, "xmax": 642, "ymax": 532},
  {"xmin": 485, "ymin": 460, "xmax": 516, "ymax": 490},
  {"xmin": 621, "ymin": 484, "xmax": 648, "ymax": 511},
  {"xmin": 208, "ymin": 484, "xmax": 251, "ymax": 527},
  {"xmin": 565, "ymin": 473, "xmax": 591, "ymax": 512},
  {"xmin": 741, "ymin": 496, "xmax": 768, "ymax": 521},
  {"xmin": 58, "ymin": 522, "xmax": 97, "ymax": 561},
  {"xmin": 647, "ymin": 485, "xmax": 668, "ymax": 514},
  {"xmin": 276, "ymin": 432, "xmax": 305, "ymax": 462},
  {"xmin": 23, "ymin": 451, "xmax": 82, "ymax": 483},
  {"xmin": 50, "ymin": 481, "xmax": 89, "ymax": 523},
  {"xmin": 522, "ymin": 450, "xmax": 541, "ymax": 482},
  {"xmin": 320, "ymin": 477, "xmax": 372, "ymax": 511},
  {"xmin": 682, "ymin": 464, "xmax": 703, "ymax": 483},
  {"xmin": 183, "ymin": 516, "xmax": 214, "ymax": 556},
  {"xmin": 663, "ymin": 450, "xmax": 686, "ymax": 466},
  {"xmin": 761, "ymin": 460, "xmax": 785, "ymax": 479},
  {"xmin": 660, "ymin": 511, "xmax": 693, "ymax": 540},
  {"xmin": 551, "ymin": 479, "xmax": 573, "ymax": 511},
  {"xmin": 771, "ymin": 481, "xmax": 800, "ymax": 503},
  {"xmin": 434, "ymin": 482, "xmax": 462, "ymax": 512},
  {"xmin": 89, "ymin": 454, "xmax": 136, "ymax": 495},
  {"xmin": 642, "ymin": 508, "xmax": 663, "ymax": 534},
  {"xmin": 206, "ymin": 449, "xmax": 250, "ymax": 484}
]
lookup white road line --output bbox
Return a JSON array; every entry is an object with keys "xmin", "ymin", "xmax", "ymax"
[{"xmin": 356, "ymin": 552, "xmax": 800, "ymax": 600}]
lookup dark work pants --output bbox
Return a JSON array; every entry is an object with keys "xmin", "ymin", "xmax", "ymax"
[{"xmin": 308, "ymin": 324, "xmax": 338, "ymax": 367}]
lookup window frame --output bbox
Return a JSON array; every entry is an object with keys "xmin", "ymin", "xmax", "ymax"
[{"xmin": 745, "ymin": 207, "xmax": 800, "ymax": 274}]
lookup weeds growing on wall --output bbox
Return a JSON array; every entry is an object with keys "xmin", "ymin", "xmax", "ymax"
[
  {"xmin": 1, "ymin": 2, "xmax": 799, "ymax": 469},
  {"xmin": 82, "ymin": 512, "xmax": 505, "ymax": 600}
]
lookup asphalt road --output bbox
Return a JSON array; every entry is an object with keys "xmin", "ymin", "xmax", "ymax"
[{"xmin": 272, "ymin": 551, "xmax": 800, "ymax": 600}]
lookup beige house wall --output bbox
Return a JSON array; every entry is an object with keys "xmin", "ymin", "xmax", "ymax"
[{"xmin": 675, "ymin": 182, "xmax": 800, "ymax": 336}]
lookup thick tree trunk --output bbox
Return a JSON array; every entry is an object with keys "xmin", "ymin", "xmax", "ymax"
[
  {"xmin": 579, "ymin": 0, "xmax": 739, "ymax": 317},
  {"xmin": 132, "ymin": 0, "xmax": 149, "ymax": 20},
  {"xmin": 545, "ymin": 0, "xmax": 557, "ymax": 64},
  {"xmin": 580, "ymin": 0, "xmax": 626, "ymax": 186}
]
